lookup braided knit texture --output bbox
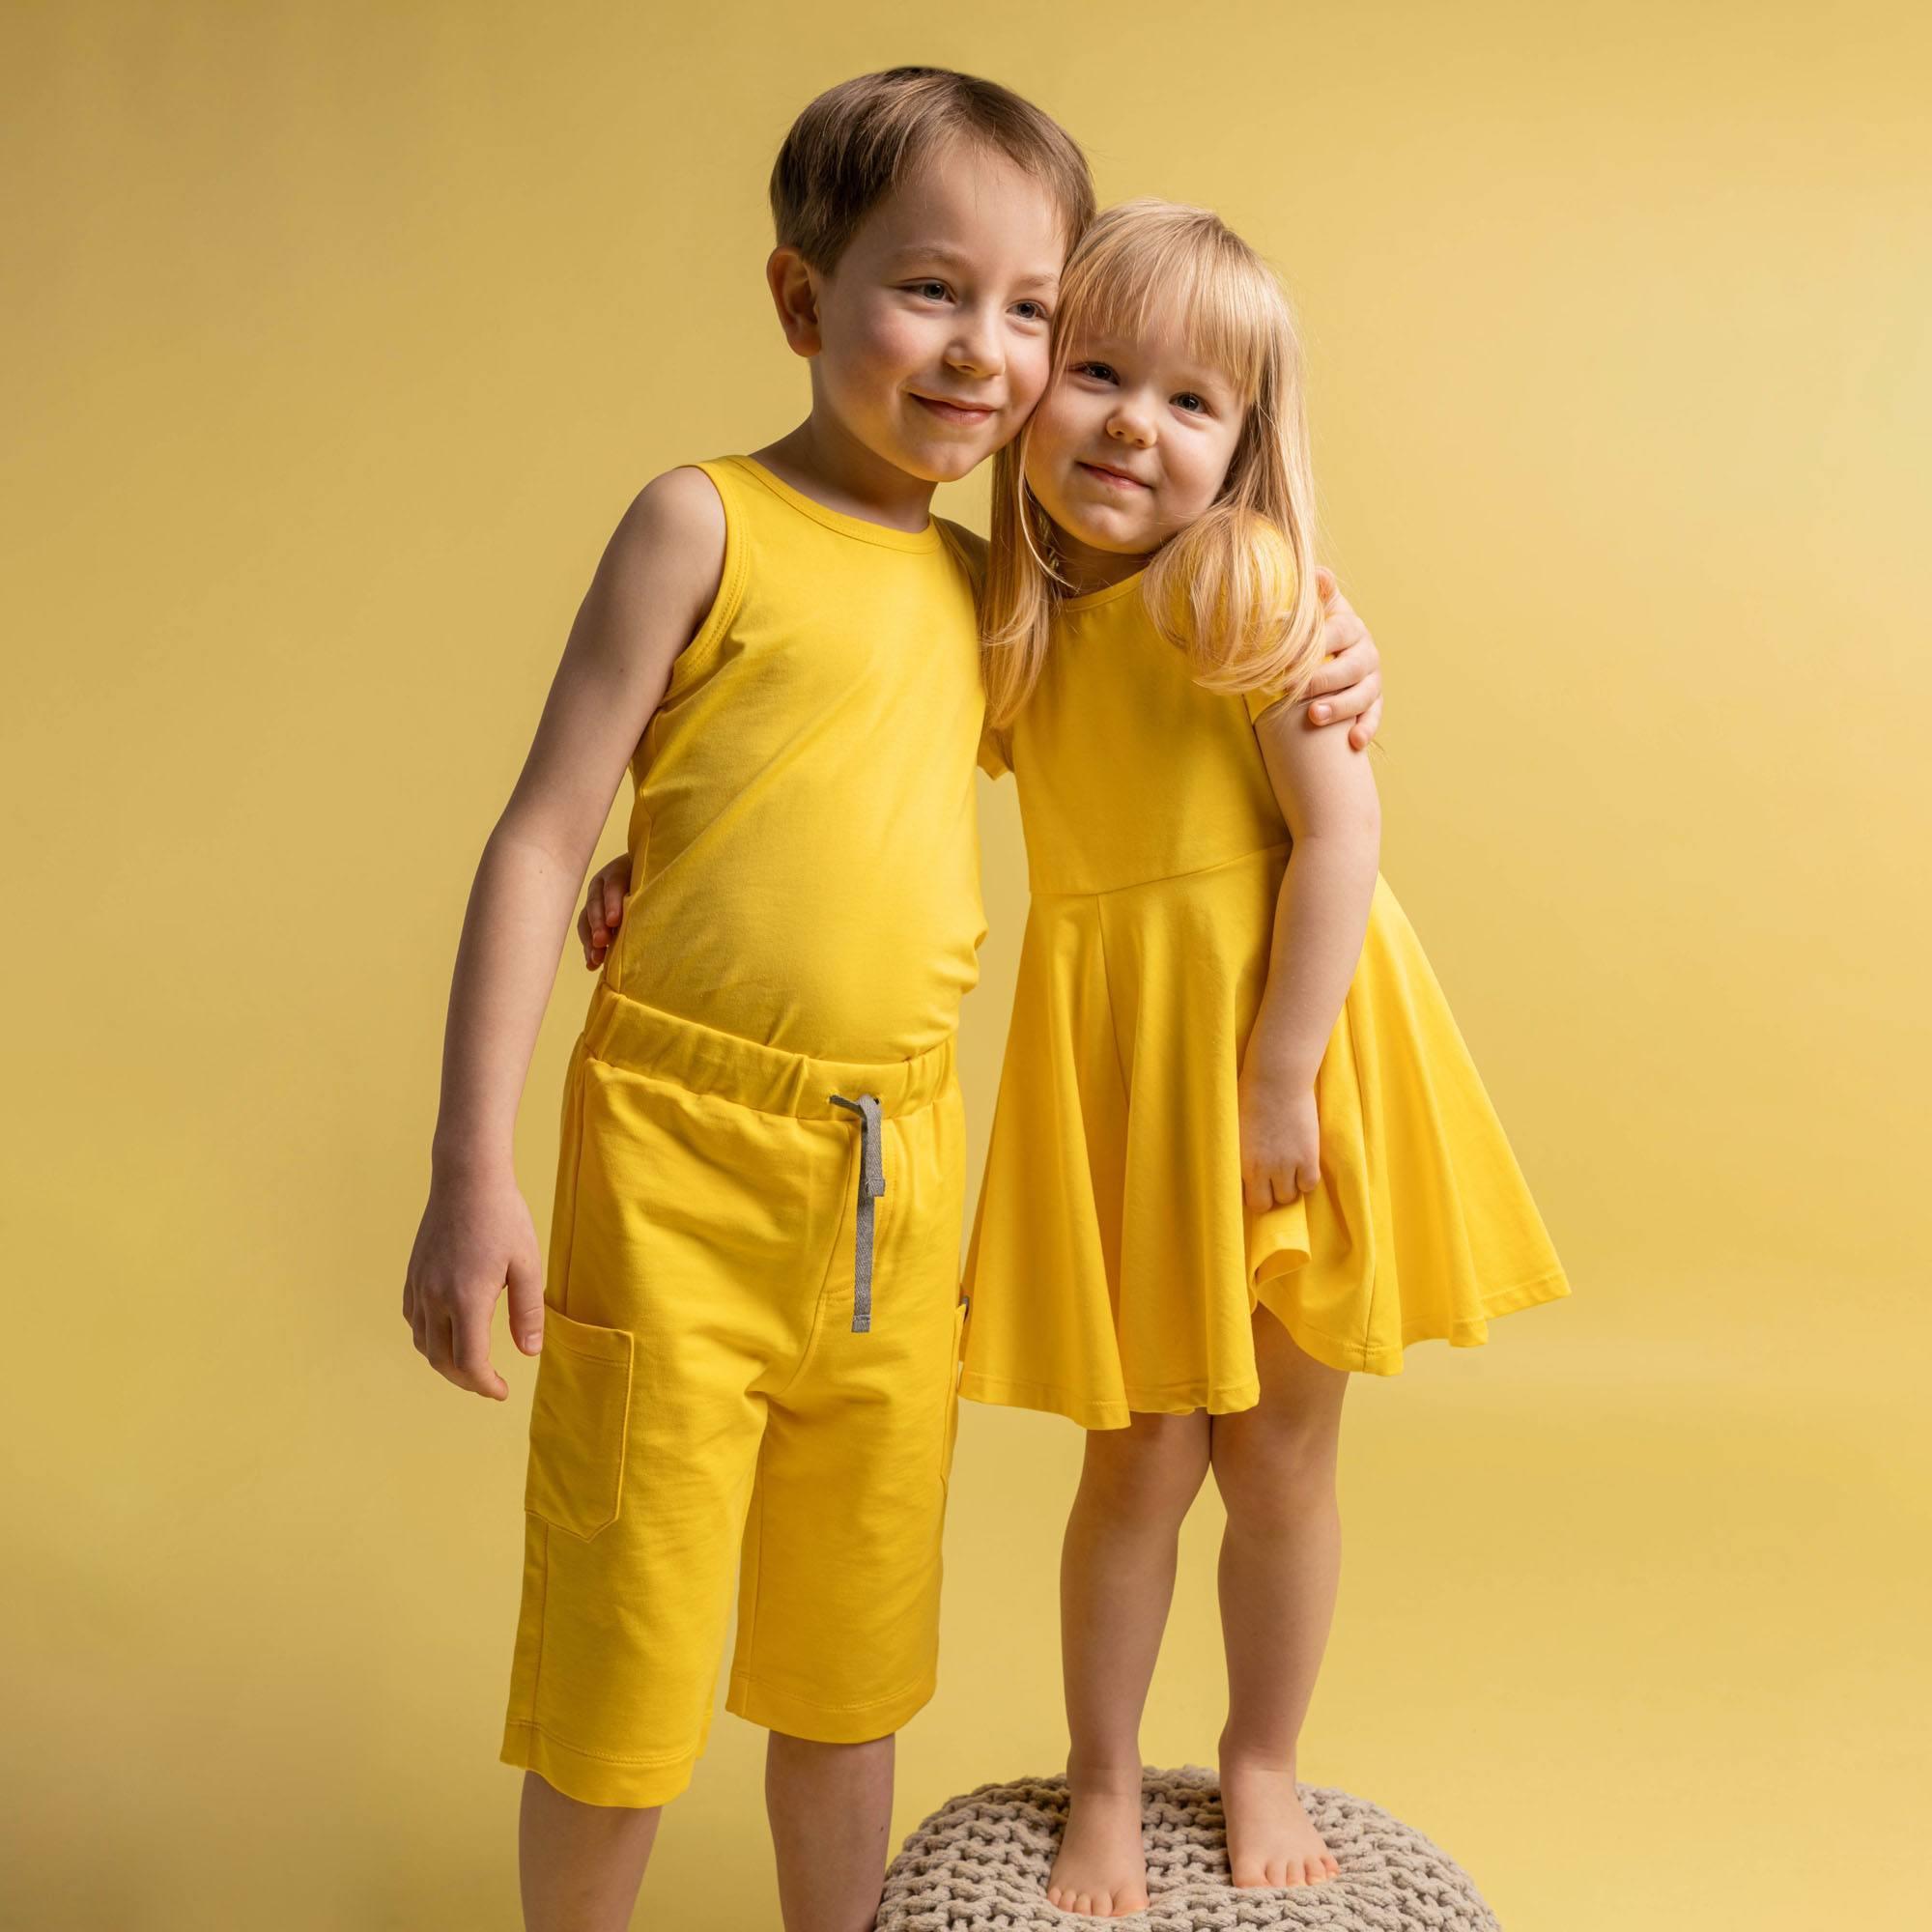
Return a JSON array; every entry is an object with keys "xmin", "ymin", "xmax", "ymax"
[{"xmin": 877, "ymin": 1766, "xmax": 1501, "ymax": 1930}]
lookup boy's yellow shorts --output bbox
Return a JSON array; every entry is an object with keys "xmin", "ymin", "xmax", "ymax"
[{"xmin": 500, "ymin": 982, "xmax": 970, "ymax": 1809}]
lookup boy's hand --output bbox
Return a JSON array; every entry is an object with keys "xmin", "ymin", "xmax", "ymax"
[
  {"xmin": 402, "ymin": 1171, "xmax": 544, "ymax": 1399},
  {"xmin": 1302, "ymin": 567, "xmax": 1383, "ymax": 751},
  {"xmin": 578, "ymin": 853, "xmax": 633, "ymax": 968},
  {"xmin": 1237, "ymin": 1068, "xmax": 1322, "ymax": 1212}
]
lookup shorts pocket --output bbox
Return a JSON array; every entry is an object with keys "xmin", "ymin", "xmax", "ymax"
[
  {"xmin": 525, "ymin": 1306, "xmax": 635, "ymax": 1540},
  {"xmin": 939, "ymin": 1293, "xmax": 969, "ymax": 1491}
]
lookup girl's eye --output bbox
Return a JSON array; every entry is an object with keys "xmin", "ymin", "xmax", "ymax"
[
  {"xmin": 1075, "ymin": 361, "xmax": 1118, "ymax": 383},
  {"xmin": 1175, "ymin": 393, "xmax": 1208, "ymax": 414},
  {"xmin": 911, "ymin": 281, "xmax": 951, "ymax": 300},
  {"xmin": 1012, "ymin": 299, "xmax": 1050, "ymax": 322}
]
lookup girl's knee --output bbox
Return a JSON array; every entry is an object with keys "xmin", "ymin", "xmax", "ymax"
[
  {"xmin": 1080, "ymin": 1410, "xmax": 1209, "ymax": 1520},
  {"xmin": 1211, "ymin": 1413, "xmax": 1341, "ymax": 1523}
]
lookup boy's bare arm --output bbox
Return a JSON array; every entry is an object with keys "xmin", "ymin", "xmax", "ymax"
[{"xmin": 404, "ymin": 467, "xmax": 724, "ymax": 1398}]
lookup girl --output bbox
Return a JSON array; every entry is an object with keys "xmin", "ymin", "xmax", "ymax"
[{"xmin": 957, "ymin": 200, "xmax": 1569, "ymax": 1916}]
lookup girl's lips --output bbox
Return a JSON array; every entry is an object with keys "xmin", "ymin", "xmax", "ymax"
[
  {"xmin": 913, "ymin": 394, "xmax": 995, "ymax": 425},
  {"xmin": 1078, "ymin": 461, "xmax": 1150, "ymax": 491}
]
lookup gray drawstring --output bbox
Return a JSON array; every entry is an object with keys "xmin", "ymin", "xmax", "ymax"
[{"xmin": 829, "ymin": 1094, "xmax": 884, "ymax": 1332}]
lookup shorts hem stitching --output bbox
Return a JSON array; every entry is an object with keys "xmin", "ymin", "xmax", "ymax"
[{"xmin": 501, "ymin": 1718, "xmax": 702, "ymax": 1770}]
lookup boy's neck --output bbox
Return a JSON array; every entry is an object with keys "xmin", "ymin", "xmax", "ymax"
[{"xmin": 752, "ymin": 416, "xmax": 937, "ymax": 534}]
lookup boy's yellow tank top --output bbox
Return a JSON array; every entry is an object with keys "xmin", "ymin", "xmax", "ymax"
[{"xmin": 605, "ymin": 454, "xmax": 987, "ymax": 1062}]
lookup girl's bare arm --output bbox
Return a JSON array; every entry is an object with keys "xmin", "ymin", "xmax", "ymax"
[
  {"xmin": 1238, "ymin": 682, "xmax": 1382, "ymax": 1209},
  {"xmin": 404, "ymin": 467, "xmax": 724, "ymax": 1398}
]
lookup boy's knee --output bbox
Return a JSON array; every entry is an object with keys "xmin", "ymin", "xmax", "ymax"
[{"xmin": 768, "ymin": 1727, "xmax": 896, "ymax": 1754}]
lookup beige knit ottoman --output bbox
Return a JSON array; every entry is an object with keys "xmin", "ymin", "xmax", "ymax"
[{"xmin": 877, "ymin": 1767, "xmax": 1501, "ymax": 1929}]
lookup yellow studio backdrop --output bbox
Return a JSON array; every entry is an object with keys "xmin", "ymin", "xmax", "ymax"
[{"xmin": 3, "ymin": 3, "xmax": 1926, "ymax": 1926}]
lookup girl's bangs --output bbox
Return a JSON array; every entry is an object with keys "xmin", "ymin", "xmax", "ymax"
[{"xmin": 1062, "ymin": 229, "xmax": 1271, "ymax": 405}]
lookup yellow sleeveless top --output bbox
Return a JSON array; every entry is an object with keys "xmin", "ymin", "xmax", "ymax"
[{"xmin": 605, "ymin": 455, "xmax": 987, "ymax": 1061}]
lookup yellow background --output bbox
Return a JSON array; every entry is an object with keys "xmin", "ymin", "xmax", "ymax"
[{"xmin": 4, "ymin": 3, "xmax": 1927, "ymax": 1925}]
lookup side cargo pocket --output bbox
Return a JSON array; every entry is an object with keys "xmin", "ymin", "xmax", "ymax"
[{"xmin": 525, "ymin": 1307, "xmax": 635, "ymax": 1540}]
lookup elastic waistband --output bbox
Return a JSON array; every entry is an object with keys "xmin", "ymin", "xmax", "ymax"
[{"xmin": 581, "ymin": 980, "xmax": 956, "ymax": 1119}]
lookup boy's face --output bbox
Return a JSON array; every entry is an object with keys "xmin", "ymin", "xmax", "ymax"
[
  {"xmin": 1022, "ymin": 319, "xmax": 1246, "ymax": 557},
  {"xmin": 795, "ymin": 141, "xmax": 1066, "ymax": 484}
]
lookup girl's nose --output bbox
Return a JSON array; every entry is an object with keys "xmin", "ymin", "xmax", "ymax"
[{"xmin": 1108, "ymin": 408, "xmax": 1155, "ymax": 446}]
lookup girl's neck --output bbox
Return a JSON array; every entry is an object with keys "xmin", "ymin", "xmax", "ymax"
[{"xmin": 1051, "ymin": 525, "xmax": 1152, "ymax": 596}]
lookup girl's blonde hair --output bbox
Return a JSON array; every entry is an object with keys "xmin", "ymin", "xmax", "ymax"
[{"xmin": 982, "ymin": 199, "xmax": 1323, "ymax": 727}]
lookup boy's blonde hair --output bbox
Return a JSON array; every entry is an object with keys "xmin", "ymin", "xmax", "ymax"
[
  {"xmin": 981, "ymin": 199, "xmax": 1323, "ymax": 727},
  {"xmin": 771, "ymin": 68, "xmax": 1095, "ymax": 273}
]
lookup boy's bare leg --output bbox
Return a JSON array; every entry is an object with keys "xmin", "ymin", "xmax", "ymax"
[
  {"xmin": 518, "ymin": 1773, "xmax": 661, "ymax": 1932},
  {"xmin": 766, "ymin": 1730, "xmax": 896, "ymax": 1932},
  {"xmin": 1208, "ymin": 1311, "xmax": 1349, "ymax": 1889},
  {"xmin": 1050, "ymin": 1410, "xmax": 1212, "ymax": 1918}
]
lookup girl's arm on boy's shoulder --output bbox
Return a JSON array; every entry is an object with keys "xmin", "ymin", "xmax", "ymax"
[
  {"xmin": 403, "ymin": 467, "xmax": 724, "ymax": 1399},
  {"xmin": 1236, "ymin": 687, "xmax": 1381, "ymax": 1209}
]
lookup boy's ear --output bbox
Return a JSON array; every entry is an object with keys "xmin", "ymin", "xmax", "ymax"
[{"xmin": 766, "ymin": 245, "xmax": 823, "ymax": 358}]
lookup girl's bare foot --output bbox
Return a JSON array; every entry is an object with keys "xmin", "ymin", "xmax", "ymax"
[
  {"xmin": 1220, "ymin": 1749, "xmax": 1340, "ymax": 1888},
  {"xmin": 1046, "ymin": 1768, "xmax": 1150, "ymax": 1918}
]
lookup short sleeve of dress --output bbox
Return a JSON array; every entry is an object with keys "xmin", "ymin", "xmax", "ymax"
[
  {"xmin": 978, "ymin": 719, "xmax": 1013, "ymax": 779},
  {"xmin": 1241, "ymin": 645, "xmax": 1344, "ymax": 728}
]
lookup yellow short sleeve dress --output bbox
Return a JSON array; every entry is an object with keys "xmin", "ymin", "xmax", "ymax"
[{"xmin": 958, "ymin": 567, "xmax": 1570, "ymax": 1429}]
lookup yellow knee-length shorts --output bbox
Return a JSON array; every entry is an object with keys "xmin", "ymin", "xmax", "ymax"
[{"xmin": 500, "ymin": 982, "xmax": 970, "ymax": 1809}]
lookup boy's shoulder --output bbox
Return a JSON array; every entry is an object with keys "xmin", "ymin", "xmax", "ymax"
[
  {"xmin": 587, "ymin": 467, "xmax": 728, "ymax": 647},
  {"xmin": 931, "ymin": 516, "xmax": 989, "ymax": 596},
  {"xmin": 617, "ymin": 464, "xmax": 729, "ymax": 551}
]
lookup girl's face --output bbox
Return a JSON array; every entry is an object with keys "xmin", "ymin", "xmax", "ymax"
[{"xmin": 1023, "ymin": 314, "xmax": 1246, "ymax": 581}]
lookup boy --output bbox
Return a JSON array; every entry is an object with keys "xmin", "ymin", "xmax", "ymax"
[{"xmin": 404, "ymin": 67, "xmax": 1384, "ymax": 1932}]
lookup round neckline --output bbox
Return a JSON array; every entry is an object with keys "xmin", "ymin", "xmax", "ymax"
[
  {"xmin": 732, "ymin": 455, "xmax": 942, "ymax": 553},
  {"xmin": 1059, "ymin": 564, "xmax": 1151, "ymax": 612}
]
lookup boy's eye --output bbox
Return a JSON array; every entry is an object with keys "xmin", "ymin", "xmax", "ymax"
[
  {"xmin": 1012, "ymin": 299, "xmax": 1050, "ymax": 322},
  {"xmin": 910, "ymin": 280, "xmax": 951, "ymax": 300}
]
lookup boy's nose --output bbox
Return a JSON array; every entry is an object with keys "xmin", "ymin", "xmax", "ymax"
[{"xmin": 945, "ymin": 320, "xmax": 1002, "ymax": 378}]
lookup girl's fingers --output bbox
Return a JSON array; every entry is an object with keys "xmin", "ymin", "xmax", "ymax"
[
  {"xmin": 602, "ymin": 874, "xmax": 625, "ymax": 927},
  {"xmin": 1349, "ymin": 694, "xmax": 1384, "ymax": 752}
]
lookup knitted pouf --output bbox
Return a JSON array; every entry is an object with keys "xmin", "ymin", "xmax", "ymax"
[{"xmin": 877, "ymin": 1767, "xmax": 1500, "ymax": 1931}]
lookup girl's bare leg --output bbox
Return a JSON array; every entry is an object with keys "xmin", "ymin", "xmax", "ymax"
[
  {"xmin": 518, "ymin": 1773, "xmax": 661, "ymax": 1932},
  {"xmin": 1208, "ymin": 1312, "xmax": 1350, "ymax": 1888},
  {"xmin": 1049, "ymin": 1409, "xmax": 1212, "ymax": 1918}
]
